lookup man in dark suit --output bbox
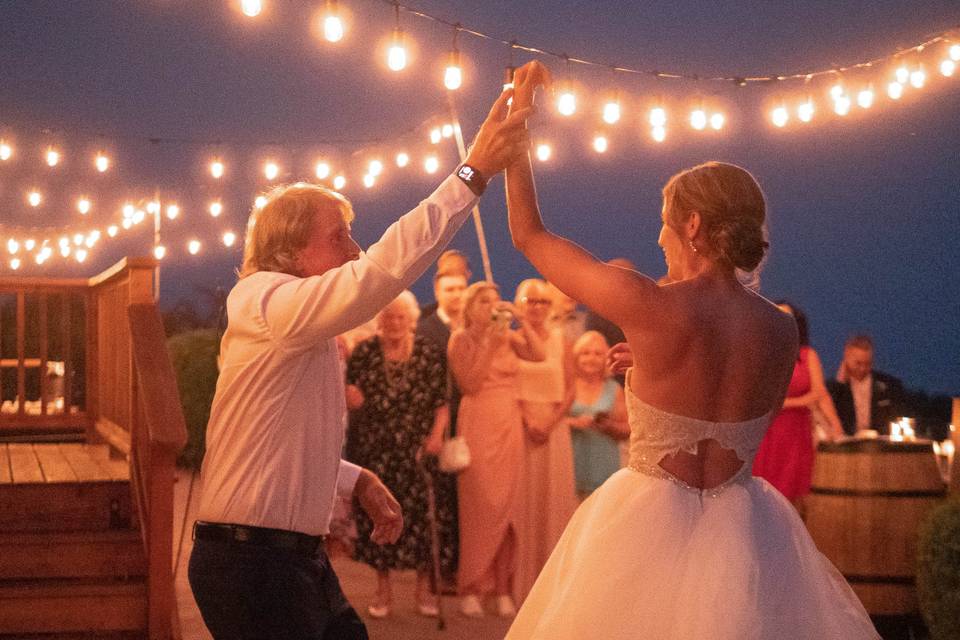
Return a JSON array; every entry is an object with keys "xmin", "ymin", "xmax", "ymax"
[{"xmin": 827, "ymin": 334, "xmax": 904, "ymax": 436}]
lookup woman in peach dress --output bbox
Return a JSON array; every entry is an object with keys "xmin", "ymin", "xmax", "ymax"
[
  {"xmin": 448, "ymin": 281, "xmax": 545, "ymax": 618},
  {"xmin": 512, "ymin": 278, "xmax": 578, "ymax": 606}
]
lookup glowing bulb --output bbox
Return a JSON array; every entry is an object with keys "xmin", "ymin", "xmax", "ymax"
[
  {"xmin": 209, "ymin": 201, "xmax": 223, "ymax": 217},
  {"xmin": 602, "ymin": 100, "xmax": 621, "ymax": 125},
  {"xmin": 887, "ymin": 81, "xmax": 904, "ymax": 100},
  {"xmin": 107, "ymin": 225, "xmax": 118, "ymax": 237},
  {"xmin": 444, "ymin": 50, "xmax": 463, "ymax": 90},
  {"xmin": 84, "ymin": 234, "xmax": 95, "ymax": 248},
  {"xmin": 241, "ymin": 0, "xmax": 262, "ymax": 17},
  {"xmin": 323, "ymin": 4, "xmax": 344, "ymax": 43},
  {"xmin": 133, "ymin": 210, "xmax": 145, "ymax": 224},
  {"xmin": 153, "ymin": 245, "xmax": 167, "ymax": 260},
  {"xmin": 7, "ymin": 239, "xmax": 19, "ymax": 254},
  {"xmin": 535, "ymin": 143, "xmax": 552, "ymax": 162},
  {"xmin": 77, "ymin": 198, "xmax": 91, "ymax": 215},
  {"xmin": 264, "ymin": 161, "xmax": 279, "ymax": 180},
  {"xmin": 0, "ymin": 141, "xmax": 11, "ymax": 161},
  {"xmin": 166, "ymin": 204, "xmax": 180, "ymax": 220},
  {"xmin": 709, "ymin": 112, "xmax": 725, "ymax": 130},
  {"xmin": 73, "ymin": 233, "xmax": 84, "ymax": 246},
  {"xmin": 333, "ymin": 175, "xmax": 346, "ymax": 190},
  {"xmin": 25, "ymin": 239, "xmax": 36, "ymax": 251},
  {"xmin": 429, "ymin": 128, "xmax": 442, "ymax": 144},
  {"xmin": 315, "ymin": 162, "xmax": 331, "ymax": 179},
  {"xmin": 122, "ymin": 203, "xmax": 135, "ymax": 218},
  {"xmin": 223, "ymin": 231, "xmax": 237, "ymax": 247},
  {"xmin": 75, "ymin": 249, "xmax": 87, "ymax": 263},
  {"xmin": 28, "ymin": 191, "xmax": 42, "ymax": 207},
  {"xmin": 797, "ymin": 100, "xmax": 815, "ymax": 122},
  {"xmin": 368, "ymin": 159, "xmax": 383, "ymax": 177},
  {"xmin": 690, "ymin": 109, "xmax": 707, "ymax": 130},
  {"xmin": 651, "ymin": 126, "xmax": 666, "ymax": 143},
  {"xmin": 592, "ymin": 135, "xmax": 608, "ymax": 153},
  {"xmin": 441, "ymin": 124, "xmax": 454, "ymax": 138},
  {"xmin": 942, "ymin": 59, "xmax": 957, "ymax": 77},
  {"xmin": 210, "ymin": 160, "xmax": 225, "ymax": 178},
  {"xmin": 910, "ymin": 68, "xmax": 926, "ymax": 89},
  {"xmin": 395, "ymin": 152, "xmax": 409, "ymax": 168},
  {"xmin": 363, "ymin": 174, "xmax": 375, "ymax": 188},
  {"xmin": 255, "ymin": 196, "xmax": 268, "ymax": 208},
  {"xmin": 60, "ymin": 245, "xmax": 71, "ymax": 258},
  {"xmin": 46, "ymin": 148, "xmax": 60, "ymax": 167},
  {"xmin": 95, "ymin": 153, "xmax": 109, "ymax": 173},
  {"xmin": 857, "ymin": 88, "xmax": 874, "ymax": 108},
  {"xmin": 833, "ymin": 95, "xmax": 851, "ymax": 115},
  {"xmin": 424, "ymin": 156, "xmax": 439, "ymax": 174},
  {"xmin": 122, "ymin": 219, "xmax": 133, "ymax": 230},
  {"xmin": 188, "ymin": 240, "xmax": 201, "ymax": 255},
  {"xmin": 829, "ymin": 84, "xmax": 844, "ymax": 100},
  {"xmin": 895, "ymin": 66, "xmax": 910, "ymax": 84},
  {"xmin": 557, "ymin": 90, "xmax": 576, "ymax": 116},
  {"xmin": 649, "ymin": 107, "xmax": 666, "ymax": 128},
  {"xmin": 771, "ymin": 106, "xmax": 789, "ymax": 127},
  {"xmin": 146, "ymin": 201, "xmax": 160, "ymax": 215},
  {"xmin": 387, "ymin": 29, "xmax": 407, "ymax": 71},
  {"xmin": 10, "ymin": 258, "xmax": 20, "ymax": 270},
  {"xmin": 951, "ymin": 44, "xmax": 960, "ymax": 62}
]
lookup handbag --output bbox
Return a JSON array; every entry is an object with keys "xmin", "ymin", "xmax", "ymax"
[{"xmin": 437, "ymin": 365, "xmax": 470, "ymax": 473}]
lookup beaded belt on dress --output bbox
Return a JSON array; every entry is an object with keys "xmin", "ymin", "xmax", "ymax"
[{"xmin": 627, "ymin": 460, "xmax": 751, "ymax": 499}]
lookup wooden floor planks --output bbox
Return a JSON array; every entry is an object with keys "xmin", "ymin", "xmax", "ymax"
[{"xmin": 1, "ymin": 443, "xmax": 128, "ymax": 484}]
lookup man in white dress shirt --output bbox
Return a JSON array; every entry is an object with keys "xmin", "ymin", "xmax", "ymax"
[{"xmin": 187, "ymin": 81, "xmax": 534, "ymax": 639}]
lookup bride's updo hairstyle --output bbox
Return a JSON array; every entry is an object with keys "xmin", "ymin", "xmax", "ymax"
[{"xmin": 662, "ymin": 162, "xmax": 769, "ymax": 273}]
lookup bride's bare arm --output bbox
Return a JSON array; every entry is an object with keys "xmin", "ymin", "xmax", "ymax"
[{"xmin": 505, "ymin": 62, "xmax": 660, "ymax": 332}]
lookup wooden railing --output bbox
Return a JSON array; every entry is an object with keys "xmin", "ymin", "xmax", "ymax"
[{"xmin": 0, "ymin": 257, "xmax": 187, "ymax": 639}]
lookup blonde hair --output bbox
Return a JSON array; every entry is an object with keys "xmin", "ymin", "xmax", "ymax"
[
  {"xmin": 240, "ymin": 182, "xmax": 354, "ymax": 278},
  {"xmin": 514, "ymin": 278, "xmax": 550, "ymax": 307},
  {"xmin": 572, "ymin": 330, "xmax": 610, "ymax": 377},
  {"xmin": 662, "ymin": 161, "xmax": 768, "ymax": 272},
  {"xmin": 462, "ymin": 281, "xmax": 499, "ymax": 329},
  {"xmin": 376, "ymin": 290, "xmax": 421, "ymax": 328}
]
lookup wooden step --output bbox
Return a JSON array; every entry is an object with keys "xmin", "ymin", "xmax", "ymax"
[
  {"xmin": 0, "ymin": 443, "xmax": 132, "ymax": 532},
  {"xmin": 0, "ymin": 578, "xmax": 147, "ymax": 635},
  {"xmin": 0, "ymin": 530, "xmax": 146, "ymax": 580}
]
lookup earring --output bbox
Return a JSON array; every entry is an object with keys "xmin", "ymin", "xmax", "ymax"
[{"xmin": 688, "ymin": 241, "xmax": 699, "ymax": 254}]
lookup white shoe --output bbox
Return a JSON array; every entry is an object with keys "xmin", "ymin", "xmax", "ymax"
[
  {"xmin": 417, "ymin": 601, "xmax": 440, "ymax": 617},
  {"xmin": 460, "ymin": 594, "xmax": 484, "ymax": 617},
  {"xmin": 496, "ymin": 595, "xmax": 517, "ymax": 617},
  {"xmin": 367, "ymin": 603, "xmax": 390, "ymax": 619}
]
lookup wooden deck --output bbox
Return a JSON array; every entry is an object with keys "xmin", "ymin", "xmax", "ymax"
[{"xmin": 1, "ymin": 443, "xmax": 128, "ymax": 485}]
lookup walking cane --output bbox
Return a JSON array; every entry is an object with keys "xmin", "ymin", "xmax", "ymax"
[{"xmin": 418, "ymin": 451, "xmax": 446, "ymax": 630}]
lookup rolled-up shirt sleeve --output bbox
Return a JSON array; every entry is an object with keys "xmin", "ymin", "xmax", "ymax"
[
  {"xmin": 336, "ymin": 458, "xmax": 362, "ymax": 499},
  {"xmin": 261, "ymin": 174, "xmax": 477, "ymax": 349}
]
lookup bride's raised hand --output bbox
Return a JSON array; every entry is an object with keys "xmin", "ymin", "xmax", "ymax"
[{"xmin": 510, "ymin": 60, "xmax": 552, "ymax": 114}]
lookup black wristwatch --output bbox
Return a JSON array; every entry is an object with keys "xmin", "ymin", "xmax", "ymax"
[{"xmin": 456, "ymin": 163, "xmax": 488, "ymax": 197}]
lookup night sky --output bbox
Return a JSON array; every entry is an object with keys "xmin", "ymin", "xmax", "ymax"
[{"xmin": 1, "ymin": 1, "xmax": 958, "ymax": 395}]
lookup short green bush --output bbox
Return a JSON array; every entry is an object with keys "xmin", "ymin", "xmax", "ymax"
[
  {"xmin": 167, "ymin": 329, "xmax": 220, "ymax": 470},
  {"xmin": 918, "ymin": 494, "xmax": 960, "ymax": 640}
]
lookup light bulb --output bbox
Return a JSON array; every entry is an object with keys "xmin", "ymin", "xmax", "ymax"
[
  {"xmin": 10, "ymin": 258, "xmax": 21, "ymax": 270},
  {"xmin": 709, "ymin": 112, "xmax": 725, "ymax": 130},
  {"xmin": 363, "ymin": 174, "xmax": 375, "ymax": 188},
  {"xmin": 690, "ymin": 109, "xmax": 707, "ymax": 130},
  {"xmin": 395, "ymin": 152, "xmax": 409, "ymax": 168},
  {"xmin": 535, "ymin": 143, "xmax": 552, "ymax": 162},
  {"xmin": 166, "ymin": 204, "xmax": 180, "ymax": 220},
  {"xmin": 153, "ymin": 245, "xmax": 167, "ymax": 260},
  {"xmin": 107, "ymin": 225, "xmax": 119, "ymax": 237},
  {"xmin": 424, "ymin": 156, "xmax": 439, "ymax": 174},
  {"xmin": 60, "ymin": 245, "xmax": 71, "ymax": 258},
  {"xmin": 0, "ymin": 141, "xmax": 11, "ymax": 161},
  {"xmin": 95, "ymin": 153, "xmax": 110, "ymax": 173},
  {"xmin": 887, "ymin": 81, "xmax": 904, "ymax": 100},
  {"xmin": 429, "ymin": 128, "xmax": 442, "ymax": 144},
  {"xmin": 7, "ymin": 239, "xmax": 19, "ymax": 254},
  {"xmin": 223, "ymin": 231, "xmax": 237, "ymax": 247},
  {"xmin": 147, "ymin": 201, "xmax": 160, "ymax": 214},
  {"xmin": 895, "ymin": 65, "xmax": 909, "ymax": 84},
  {"xmin": 602, "ymin": 100, "xmax": 621, "ymax": 125},
  {"xmin": 649, "ymin": 107, "xmax": 666, "ymax": 128},
  {"xmin": 444, "ymin": 51, "xmax": 463, "ymax": 91},
  {"xmin": 441, "ymin": 124, "xmax": 454, "ymax": 138},
  {"xmin": 210, "ymin": 160, "xmax": 225, "ymax": 179},
  {"xmin": 122, "ymin": 219, "xmax": 133, "ymax": 230},
  {"xmin": 77, "ymin": 198, "xmax": 91, "ymax": 214},
  {"xmin": 333, "ymin": 175, "xmax": 346, "ymax": 190},
  {"xmin": 833, "ymin": 95, "xmax": 851, "ymax": 116},
  {"xmin": 75, "ymin": 249, "xmax": 87, "ymax": 263},
  {"xmin": 25, "ymin": 239, "xmax": 36, "ymax": 251},
  {"xmin": 771, "ymin": 106, "xmax": 789, "ymax": 127},
  {"xmin": 264, "ymin": 161, "xmax": 279, "ymax": 180},
  {"xmin": 255, "ymin": 195, "xmax": 268, "ymax": 209},
  {"xmin": 188, "ymin": 240, "xmax": 201, "ymax": 255},
  {"xmin": 122, "ymin": 203, "xmax": 135, "ymax": 218},
  {"xmin": 315, "ymin": 162, "xmax": 331, "ymax": 179},
  {"xmin": 73, "ymin": 233, "xmax": 84, "ymax": 246},
  {"xmin": 951, "ymin": 44, "xmax": 960, "ymax": 62},
  {"xmin": 241, "ymin": 0, "xmax": 262, "ymax": 17},
  {"xmin": 323, "ymin": 8, "xmax": 344, "ymax": 43},
  {"xmin": 942, "ymin": 59, "xmax": 956, "ymax": 77},
  {"xmin": 209, "ymin": 201, "xmax": 223, "ymax": 217},
  {"xmin": 133, "ymin": 210, "xmax": 145, "ymax": 224},
  {"xmin": 28, "ymin": 191, "xmax": 42, "ymax": 207},
  {"xmin": 592, "ymin": 135, "xmax": 608, "ymax": 153},
  {"xmin": 797, "ymin": 100, "xmax": 815, "ymax": 122},
  {"xmin": 387, "ymin": 29, "xmax": 406, "ymax": 71},
  {"xmin": 829, "ymin": 83, "xmax": 844, "ymax": 100},
  {"xmin": 368, "ymin": 159, "xmax": 383, "ymax": 177},
  {"xmin": 857, "ymin": 88, "xmax": 874, "ymax": 109},
  {"xmin": 557, "ymin": 90, "xmax": 576, "ymax": 116},
  {"xmin": 46, "ymin": 148, "xmax": 60, "ymax": 167},
  {"xmin": 651, "ymin": 126, "xmax": 667, "ymax": 143},
  {"xmin": 909, "ymin": 68, "xmax": 925, "ymax": 89}
]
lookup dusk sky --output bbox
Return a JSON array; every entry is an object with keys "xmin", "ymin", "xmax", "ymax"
[{"xmin": 1, "ymin": 1, "xmax": 958, "ymax": 395}]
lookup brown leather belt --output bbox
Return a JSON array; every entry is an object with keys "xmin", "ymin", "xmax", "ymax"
[{"xmin": 193, "ymin": 521, "xmax": 323, "ymax": 556}]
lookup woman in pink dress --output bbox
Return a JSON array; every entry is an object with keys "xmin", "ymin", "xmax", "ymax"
[
  {"xmin": 448, "ymin": 281, "xmax": 545, "ymax": 618},
  {"xmin": 753, "ymin": 301, "xmax": 844, "ymax": 512}
]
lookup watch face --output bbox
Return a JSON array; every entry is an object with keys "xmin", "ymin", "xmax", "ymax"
[{"xmin": 458, "ymin": 165, "xmax": 476, "ymax": 182}]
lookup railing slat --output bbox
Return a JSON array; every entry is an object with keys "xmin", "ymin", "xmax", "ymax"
[
  {"xmin": 39, "ymin": 294, "xmax": 48, "ymax": 416},
  {"xmin": 16, "ymin": 292, "xmax": 25, "ymax": 418}
]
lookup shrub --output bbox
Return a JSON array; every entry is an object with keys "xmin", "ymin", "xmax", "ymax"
[
  {"xmin": 167, "ymin": 329, "xmax": 220, "ymax": 470},
  {"xmin": 918, "ymin": 495, "xmax": 960, "ymax": 640}
]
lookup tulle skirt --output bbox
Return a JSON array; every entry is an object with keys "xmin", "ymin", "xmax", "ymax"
[{"xmin": 506, "ymin": 468, "xmax": 880, "ymax": 639}]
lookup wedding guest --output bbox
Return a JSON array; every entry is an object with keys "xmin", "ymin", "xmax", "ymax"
[
  {"xmin": 512, "ymin": 278, "xmax": 578, "ymax": 606},
  {"xmin": 546, "ymin": 282, "xmax": 586, "ymax": 343},
  {"xmin": 449, "ymin": 281, "xmax": 545, "ymax": 618},
  {"xmin": 567, "ymin": 330, "xmax": 629, "ymax": 500},
  {"xmin": 420, "ymin": 250, "xmax": 472, "ymax": 320},
  {"xmin": 345, "ymin": 291, "xmax": 455, "ymax": 618},
  {"xmin": 187, "ymin": 78, "xmax": 534, "ymax": 640},
  {"xmin": 827, "ymin": 334, "xmax": 904, "ymax": 436},
  {"xmin": 753, "ymin": 301, "xmax": 844, "ymax": 512}
]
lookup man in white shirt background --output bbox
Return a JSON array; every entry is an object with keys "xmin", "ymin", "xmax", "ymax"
[
  {"xmin": 827, "ymin": 334, "xmax": 904, "ymax": 436},
  {"xmin": 187, "ymin": 71, "xmax": 536, "ymax": 639}
]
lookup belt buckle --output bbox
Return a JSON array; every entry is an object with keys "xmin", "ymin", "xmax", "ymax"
[{"xmin": 233, "ymin": 526, "xmax": 251, "ymax": 542}]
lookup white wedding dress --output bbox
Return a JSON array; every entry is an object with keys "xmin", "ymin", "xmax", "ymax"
[{"xmin": 506, "ymin": 382, "xmax": 880, "ymax": 639}]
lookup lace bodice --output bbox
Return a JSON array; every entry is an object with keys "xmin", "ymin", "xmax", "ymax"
[{"xmin": 625, "ymin": 381, "xmax": 773, "ymax": 497}]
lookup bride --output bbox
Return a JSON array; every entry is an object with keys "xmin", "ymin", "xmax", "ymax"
[{"xmin": 502, "ymin": 61, "xmax": 880, "ymax": 639}]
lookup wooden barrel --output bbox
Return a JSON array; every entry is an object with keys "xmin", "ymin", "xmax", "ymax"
[{"xmin": 806, "ymin": 438, "xmax": 946, "ymax": 615}]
